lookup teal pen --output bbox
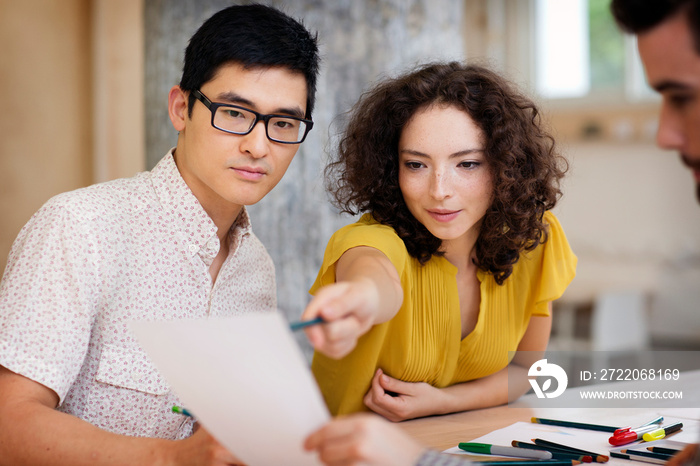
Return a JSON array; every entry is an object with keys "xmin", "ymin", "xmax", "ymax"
[
  {"xmin": 172, "ymin": 405, "xmax": 193, "ymax": 417},
  {"xmin": 289, "ymin": 316, "xmax": 325, "ymax": 331},
  {"xmin": 640, "ymin": 416, "xmax": 664, "ymax": 427},
  {"xmin": 614, "ymin": 416, "xmax": 664, "ymax": 436}
]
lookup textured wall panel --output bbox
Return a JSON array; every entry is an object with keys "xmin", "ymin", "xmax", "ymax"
[{"xmin": 145, "ymin": 0, "xmax": 464, "ymax": 355}]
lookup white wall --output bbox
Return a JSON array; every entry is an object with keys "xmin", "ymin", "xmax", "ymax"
[{"xmin": 554, "ymin": 141, "xmax": 700, "ymax": 343}]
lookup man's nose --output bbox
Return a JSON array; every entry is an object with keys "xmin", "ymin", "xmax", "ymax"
[
  {"xmin": 239, "ymin": 120, "xmax": 270, "ymax": 158},
  {"xmin": 656, "ymin": 101, "xmax": 685, "ymax": 151}
]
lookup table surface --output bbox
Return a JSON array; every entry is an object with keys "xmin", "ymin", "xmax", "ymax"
[
  {"xmin": 399, "ymin": 370, "xmax": 700, "ymax": 453},
  {"xmin": 399, "ymin": 403, "xmax": 537, "ymax": 451}
]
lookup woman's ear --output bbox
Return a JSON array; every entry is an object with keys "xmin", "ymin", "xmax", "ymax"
[{"xmin": 168, "ymin": 85, "xmax": 188, "ymax": 132}]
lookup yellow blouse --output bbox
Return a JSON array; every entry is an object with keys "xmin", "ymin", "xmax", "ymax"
[{"xmin": 310, "ymin": 211, "xmax": 577, "ymax": 416}]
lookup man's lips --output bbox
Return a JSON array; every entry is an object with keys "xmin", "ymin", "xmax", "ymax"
[
  {"xmin": 692, "ymin": 168, "xmax": 700, "ymax": 183},
  {"xmin": 231, "ymin": 166, "xmax": 267, "ymax": 180},
  {"xmin": 681, "ymin": 154, "xmax": 700, "ymax": 182}
]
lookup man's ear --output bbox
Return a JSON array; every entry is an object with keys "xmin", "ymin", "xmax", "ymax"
[{"xmin": 168, "ymin": 85, "xmax": 188, "ymax": 132}]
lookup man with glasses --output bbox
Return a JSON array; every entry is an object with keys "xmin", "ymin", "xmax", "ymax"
[{"xmin": 0, "ymin": 4, "xmax": 319, "ymax": 465}]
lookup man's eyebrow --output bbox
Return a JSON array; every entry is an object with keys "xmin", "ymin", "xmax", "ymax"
[
  {"xmin": 653, "ymin": 80, "xmax": 694, "ymax": 93},
  {"xmin": 400, "ymin": 148, "xmax": 484, "ymax": 158},
  {"xmin": 215, "ymin": 91, "xmax": 306, "ymax": 118}
]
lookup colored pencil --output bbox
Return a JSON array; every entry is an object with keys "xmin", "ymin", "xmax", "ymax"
[
  {"xmin": 620, "ymin": 449, "xmax": 674, "ymax": 461},
  {"xmin": 610, "ymin": 452, "xmax": 666, "ymax": 465},
  {"xmin": 531, "ymin": 417, "xmax": 619, "ymax": 433},
  {"xmin": 531, "ymin": 439, "xmax": 609, "ymax": 462},
  {"xmin": 474, "ymin": 461, "xmax": 581, "ymax": 466},
  {"xmin": 459, "ymin": 443, "xmax": 553, "ymax": 460},
  {"xmin": 511, "ymin": 441, "xmax": 593, "ymax": 462},
  {"xmin": 646, "ymin": 446, "xmax": 682, "ymax": 456}
]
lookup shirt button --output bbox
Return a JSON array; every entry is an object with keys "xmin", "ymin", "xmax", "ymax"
[
  {"xmin": 188, "ymin": 244, "xmax": 198, "ymax": 253},
  {"xmin": 131, "ymin": 371, "xmax": 140, "ymax": 382}
]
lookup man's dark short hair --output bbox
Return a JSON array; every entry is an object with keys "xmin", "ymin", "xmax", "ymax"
[
  {"xmin": 179, "ymin": 4, "xmax": 320, "ymax": 119},
  {"xmin": 611, "ymin": 0, "xmax": 700, "ymax": 53}
]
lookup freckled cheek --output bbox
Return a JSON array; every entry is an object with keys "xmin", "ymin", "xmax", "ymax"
[
  {"xmin": 464, "ymin": 178, "xmax": 494, "ymax": 210},
  {"xmin": 398, "ymin": 177, "xmax": 425, "ymax": 206}
]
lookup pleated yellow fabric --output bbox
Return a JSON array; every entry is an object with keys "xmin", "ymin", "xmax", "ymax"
[{"xmin": 310, "ymin": 211, "xmax": 577, "ymax": 416}]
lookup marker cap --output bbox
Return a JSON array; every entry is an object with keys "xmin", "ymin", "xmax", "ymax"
[
  {"xmin": 609, "ymin": 431, "xmax": 639, "ymax": 446},
  {"xmin": 643, "ymin": 429, "xmax": 666, "ymax": 442}
]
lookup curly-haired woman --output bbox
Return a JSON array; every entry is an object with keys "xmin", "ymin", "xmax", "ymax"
[{"xmin": 302, "ymin": 61, "xmax": 577, "ymax": 420}]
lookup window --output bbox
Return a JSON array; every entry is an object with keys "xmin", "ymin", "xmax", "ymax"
[
  {"xmin": 535, "ymin": 0, "xmax": 590, "ymax": 99},
  {"xmin": 533, "ymin": 0, "xmax": 654, "ymax": 103}
]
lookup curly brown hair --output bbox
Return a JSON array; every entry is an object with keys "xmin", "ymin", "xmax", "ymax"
[{"xmin": 326, "ymin": 61, "xmax": 567, "ymax": 285}]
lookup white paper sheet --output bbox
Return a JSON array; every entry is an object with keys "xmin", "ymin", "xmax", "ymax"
[{"xmin": 131, "ymin": 313, "xmax": 329, "ymax": 466}]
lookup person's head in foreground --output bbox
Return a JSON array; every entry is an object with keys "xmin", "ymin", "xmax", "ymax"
[
  {"xmin": 613, "ymin": 1, "xmax": 700, "ymax": 463},
  {"xmin": 326, "ymin": 61, "xmax": 566, "ymax": 283},
  {"xmin": 612, "ymin": 0, "xmax": 700, "ymax": 202}
]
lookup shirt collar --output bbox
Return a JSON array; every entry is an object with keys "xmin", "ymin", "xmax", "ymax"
[{"xmin": 149, "ymin": 149, "xmax": 252, "ymax": 260}]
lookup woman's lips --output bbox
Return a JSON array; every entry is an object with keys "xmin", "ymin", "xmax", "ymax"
[{"xmin": 427, "ymin": 209, "xmax": 460, "ymax": 222}]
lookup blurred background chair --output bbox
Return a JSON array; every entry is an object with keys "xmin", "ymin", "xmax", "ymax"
[
  {"xmin": 550, "ymin": 289, "xmax": 650, "ymax": 385},
  {"xmin": 590, "ymin": 290, "xmax": 649, "ymax": 352}
]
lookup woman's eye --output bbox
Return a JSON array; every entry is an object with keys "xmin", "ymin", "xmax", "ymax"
[
  {"xmin": 404, "ymin": 161, "xmax": 423, "ymax": 170},
  {"xmin": 459, "ymin": 161, "xmax": 480, "ymax": 169}
]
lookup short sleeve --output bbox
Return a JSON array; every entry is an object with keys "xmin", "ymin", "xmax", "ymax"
[
  {"xmin": 0, "ymin": 196, "xmax": 98, "ymax": 403},
  {"xmin": 530, "ymin": 211, "xmax": 577, "ymax": 316},
  {"xmin": 309, "ymin": 214, "xmax": 408, "ymax": 294}
]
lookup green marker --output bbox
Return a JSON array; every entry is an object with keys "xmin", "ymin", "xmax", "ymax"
[
  {"xmin": 171, "ymin": 405, "xmax": 193, "ymax": 417},
  {"xmin": 459, "ymin": 443, "xmax": 553, "ymax": 460}
]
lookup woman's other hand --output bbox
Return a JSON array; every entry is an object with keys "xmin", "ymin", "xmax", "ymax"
[{"xmin": 363, "ymin": 369, "xmax": 448, "ymax": 422}]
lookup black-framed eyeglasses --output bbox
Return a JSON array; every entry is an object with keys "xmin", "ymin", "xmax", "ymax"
[{"xmin": 192, "ymin": 90, "xmax": 313, "ymax": 144}]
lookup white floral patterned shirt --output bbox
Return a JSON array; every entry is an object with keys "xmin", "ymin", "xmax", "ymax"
[{"xmin": 0, "ymin": 150, "xmax": 277, "ymax": 439}]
